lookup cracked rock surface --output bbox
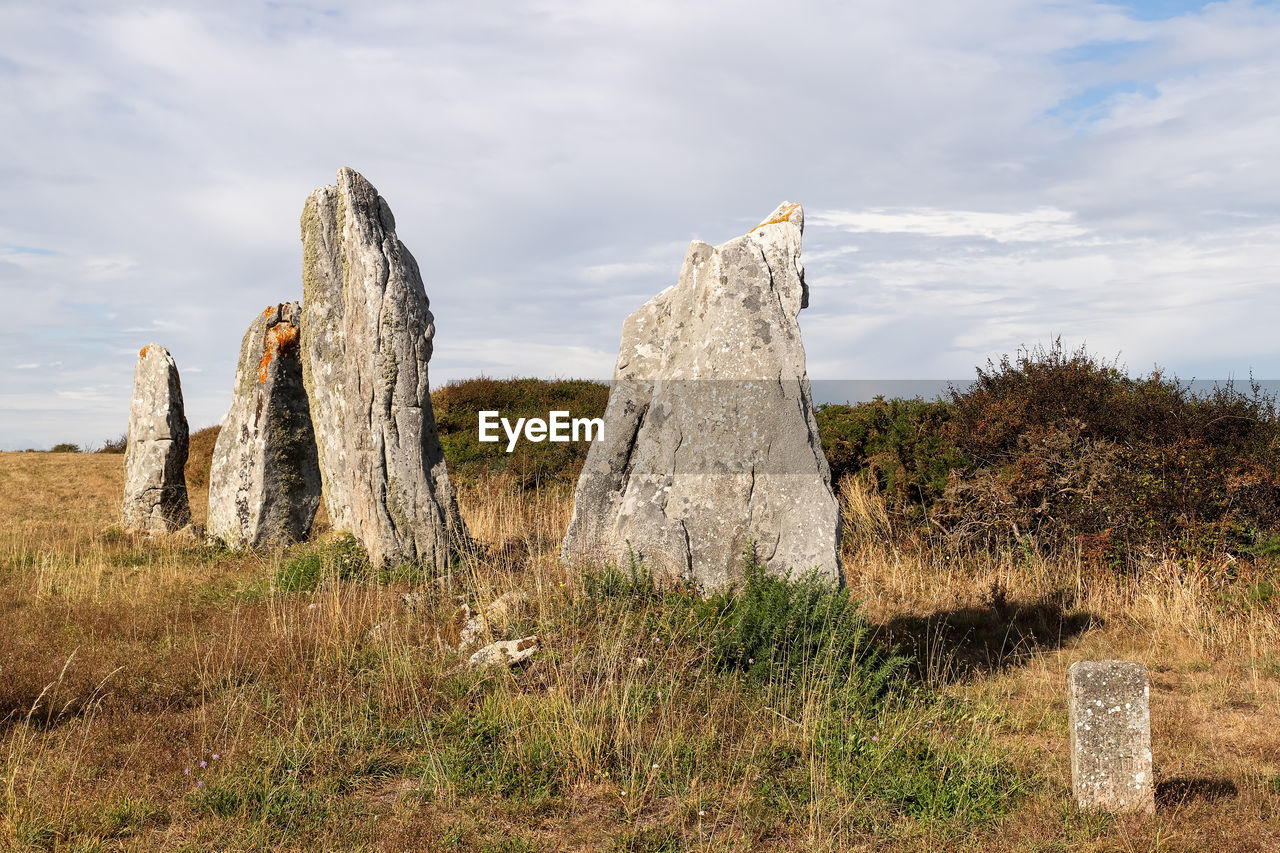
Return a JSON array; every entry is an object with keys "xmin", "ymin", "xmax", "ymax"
[
  {"xmin": 123, "ymin": 344, "xmax": 191, "ymax": 534},
  {"xmin": 208, "ymin": 302, "xmax": 322, "ymax": 549},
  {"xmin": 561, "ymin": 203, "xmax": 841, "ymax": 590},
  {"xmin": 300, "ymin": 167, "xmax": 466, "ymax": 569}
]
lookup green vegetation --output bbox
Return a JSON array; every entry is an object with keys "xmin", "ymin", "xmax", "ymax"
[
  {"xmin": 95, "ymin": 433, "xmax": 127, "ymax": 454},
  {"xmin": 185, "ymin": 425, "xmax": 222, "ymax": 492},
  {"xmin": 817, "ymin": 396, "xmax": 963, "ymax": 527},
  {"xmin": 817, "ymin": 341, "xmax": 1280, "ymax": 564},
  {"xmin": 704, "ymin": 550, "xmax": 907, "ymax": 690},
  {"xmin": 275, "ymin": 533, "xmax": 371, "ymax": 592},
  {"xmin": 563, "ymin": 553, "xmax": 1019, "ymax": 830},
  {"xmin": 431, "ymin": 377, "xmax": 609, "ymax": 487}
]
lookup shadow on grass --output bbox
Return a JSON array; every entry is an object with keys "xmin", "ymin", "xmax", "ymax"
[
  {"xmin": 876, "ymin": 589, "xmax": 1097, "ymax": 685},
  {"xmin": 1156, "ymin": 777, "xmax": 1239, "ymax": 806}
]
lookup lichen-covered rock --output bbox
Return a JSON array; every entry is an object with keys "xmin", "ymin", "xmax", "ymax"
[
  {"xmin": 561, "ymin": 203, "xmax": 841, "ymax": 591},
  {"xmin": 468, "ymin": 636, "xmax": 539, "ymax": 669},
  {"xmin": 442, "ymin": 603, "xmax": 489, "ymax": 652},
  {"xmin": 207, "ymin": 302, "xmax": 322, "ymax": 549},
  {"xmin": 122, "ymin": 344, "xmax": 191, "ymax": 534},
  {"xmin": 299, "ymin": 168, "xmax": 467, "ymax": 570},
  {"xmin": 1068, "ymin": 660, "xmax": 1155, "ymax": 814}
]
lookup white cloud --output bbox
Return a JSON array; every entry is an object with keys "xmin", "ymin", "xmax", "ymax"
[
  {"xmin": 1, "ymin": 0, "xmax": 1279, "ymax": 446},
  {"xmin": 811, "ymin": 207, "xmax": 1088, "ymax": 243},
  {"xmin": 83, "ymin": 254, "xmax": 138, "ymax": 280}
]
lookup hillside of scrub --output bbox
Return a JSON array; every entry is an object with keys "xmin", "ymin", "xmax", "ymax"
[
  {"xmin": 818, "ymin": 342, "xmax": 1280, "ymax": 566},
  {"xmin": 432, "ymin": 377, "xmax": 611, "ymax": 488},
  {"xmin": 425, "ymin": 348, "xmax": 1280, "ymax": 569},
  {"xmin": 2, "ymin": 394, "xmax": 1280, "ymax": 849}
]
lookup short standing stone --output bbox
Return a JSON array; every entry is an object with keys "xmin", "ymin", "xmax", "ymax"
[
  {"xmin": 1067, "ymin": 660, "xmax": 1155, "ymax": 814},
  {"xmin": 122, "ymin": 344, "xmax": 191, "ymax": 534},
  {"xmin": 207, "ymin": 302, "xmax": 322, "ymax": 548},
  {"xmin": 300, "ymin": 167, "xmax": 467, "ymax": 569}
]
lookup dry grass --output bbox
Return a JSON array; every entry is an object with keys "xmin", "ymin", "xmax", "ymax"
[
  {"xmin": 0, "ymin": 453, "xmax": 1277, "ymax": 851},
  {"xmin": 838, "ymin": 476, "xmax": 1280, "ymax": 851}
]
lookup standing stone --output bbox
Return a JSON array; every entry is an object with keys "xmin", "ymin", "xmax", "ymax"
[
  {"xmin": 1067, "ymin": 660, "xmax": 1155, "ymax": 814},
  {"xmin": 299, "ymin": 167, "xmax": 466, "ymax": 569},
  {"xmin": 561, "ymin": 203, "xmax": 841, "ymax": 591},
  {"xmin": 207, "ymin": 302, "xmax": 322, "ymax": 548},
  {"xmin": 122, "ymin": 344, "xmax": 191, "ymax": 534}
]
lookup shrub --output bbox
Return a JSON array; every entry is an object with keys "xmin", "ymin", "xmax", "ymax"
[
  {"xmin": 96, "ymin": 433, "xmax": 128, "ymax": 453},
  {"xmin": 49, "ymin": 442, "xmax": 80, "ymax": 453},
  {"xmin": 275, "ymin": 534, "xmax": 370, "ymax": 592},
  {"xmin": 185, "ymin": 425, "xmax": 222, "ymax": 492},
  {"xmin": 704, "ymin": 548, "xmax": 908, "ymax": 696},
  {"xmin": 817, "ymin": 398, "xmax": 962, "ymax": 528},
  {"xmin": 817, "ymin": 340, "xmax": 1280, "ymax": 564},
  {"xmin": 431, "ymin": 377, "xmax": 609, "ymax": 488},
  {"xmin": 942, "ymin": 341, "xmax": 1280, "ymax": 560}
]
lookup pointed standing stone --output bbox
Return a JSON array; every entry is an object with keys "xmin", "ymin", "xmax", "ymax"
[
  {"xmin": 1068, "ymin": 660, "xmax": 1156, "ymax": 814},
  {"xmin": 561, "ymin": 203, "xmax": 841, "ymax": 590},
  {"xmin": 122, "ymin": 344, "xmax": 191, "ymax": 534},
  {"xmin": 299, "ymin": 167, "xmax": 466, "ymax": 569},
  {"xmin": 207, "ymin": 302, "xmax": 322, "ymax": 548}
]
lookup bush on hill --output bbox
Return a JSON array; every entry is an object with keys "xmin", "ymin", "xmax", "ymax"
[
  {"xmin": 431, "ymin": 377, "xmax": 609, "ymax": 488},
  {"xmin": 185, "ymin": 425, "xmax": 222, "ymax": 492},
  {"xmin": 817, "ymin": 397, "xmax": 963, "ymax": 527},
  {"xmin": 817, "ymin": 341, "xmax": 1280, "ymax": 564},
  {"xmin": 95, "ymin": 433, "xmax": 127, "ymax": 453}
]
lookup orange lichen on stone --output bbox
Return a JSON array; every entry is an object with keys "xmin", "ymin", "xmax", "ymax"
[
  {"xmin": 263, "ymin": 306, "xmax": 276, "ymax": 318},
  {"xmin": 750, "ymin": 203, "xmax": 801, "ymax": 233},
  {"xmin": 139, "ymin": 345, "xmax": 150, "ymax": 360},
  {"xmin": 258, "ymin": 322, "xmax": 300, "ymax": 383}
]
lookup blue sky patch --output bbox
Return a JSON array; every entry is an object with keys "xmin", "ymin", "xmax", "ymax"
[
  {"xmin": 1054, "ymin": 39, "xmax": 1146, "ymax": 66},
  {"xmin": 1046, "ymin": 80, "xmax": 1159, "ymax": 124},
  {"xmin": 0, "ymin": 245, "xmax": 56, "ymax": 256},
  {"xmin": 1108, "ymin": 0, "xmax": 1210, "ymax": 21}
]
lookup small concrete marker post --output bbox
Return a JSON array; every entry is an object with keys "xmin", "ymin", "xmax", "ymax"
[{"xmin": 1067, "ymin": 660, "xmax": 1155, "ymax": 814}]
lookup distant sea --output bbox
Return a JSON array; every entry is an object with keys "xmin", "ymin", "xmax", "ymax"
[{"xmin": 809, "ymin": 379, "xmax": 1280, "ymax": 406}]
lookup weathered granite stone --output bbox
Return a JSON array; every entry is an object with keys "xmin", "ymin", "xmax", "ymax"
[
  {"xmin": 468, "ymin": 636, "xmax": 539, "ymax": 669},
  {"xmin": 207, "ymin": 302, "xmax": 322, "ymax": 548},
  {"xmin": 122, "ymin": 344, "xmax": 191, "ymax": 534},
  {"xmin": 443, "ymin": 603, "xmax": 489, "ymax": 652},
  {"xmin": 1068, "ymin": 660, "xmax": 1155, "ymax": 814},
  {"xmin": 299, "ymin": 167, "xmax": 466, "ymax": 569},
  {"xmin": 561, "ymin": 203, "xmax": 841, "ymax": 590}
]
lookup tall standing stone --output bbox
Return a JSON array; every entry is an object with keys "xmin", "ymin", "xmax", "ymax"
[
  {"xmin": 299, "ymin": 167, "xmax": 466, "ymax": 569},
  {"xmin": 122, "ymin": 344, "xmax": 191, "ymax": 534},
  {"xmin": 561, "ymin": 203, "xmax": 841, "ymax": 591},
  {"xmin": 1068, "ymin": 660, "xmax": 1155, "ymax": 814},
  {"xmin": 208, "ymin": 302, "xmax": 322, "ymax": 548}
]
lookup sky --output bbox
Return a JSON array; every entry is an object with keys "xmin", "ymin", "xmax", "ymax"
[{"xmin": 2, "ymin": 0, "xmax": 1278, "ymax": 449}]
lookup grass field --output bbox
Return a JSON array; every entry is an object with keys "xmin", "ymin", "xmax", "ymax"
[{"xmin": 1, "ymin": 450, "xmax": 1278, "ymax": 851}]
